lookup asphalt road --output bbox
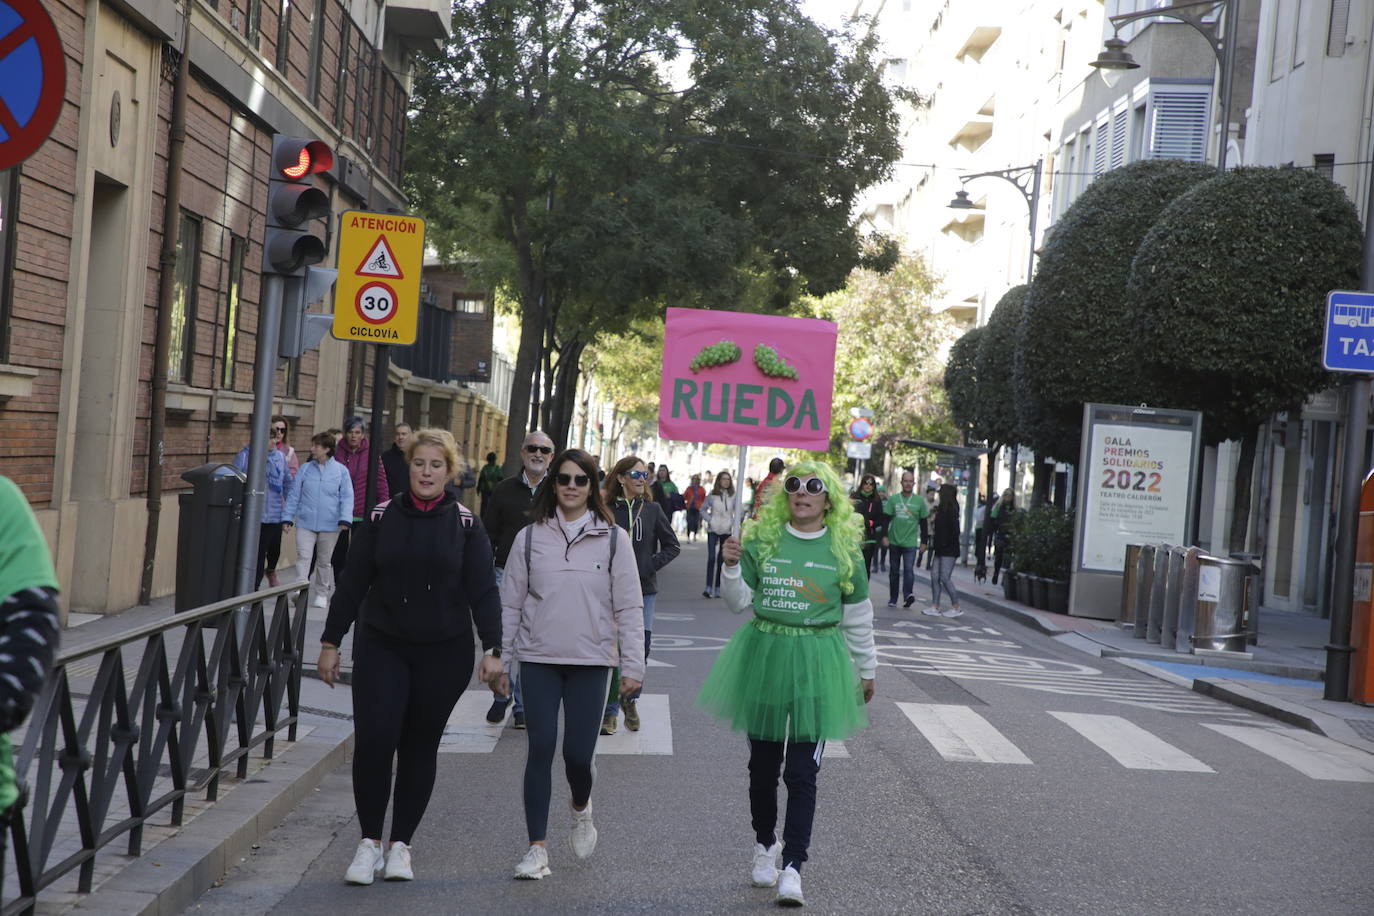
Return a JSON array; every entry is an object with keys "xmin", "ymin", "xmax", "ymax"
[{"xmin": 188, "ymin": 539, "xmax": 1374, "ymax": 915}]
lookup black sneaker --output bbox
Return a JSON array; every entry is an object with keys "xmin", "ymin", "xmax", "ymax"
[
  {"xmin": 512, "ymin": 711, "xmax": 526, "ymax": 729},
  {"xmin": 903, "ymin": 596, "xmax": 916, "ymax": 608},
  {"xmin": 486, "ymin": 695, "xmax": 511, "ymax": 724}
]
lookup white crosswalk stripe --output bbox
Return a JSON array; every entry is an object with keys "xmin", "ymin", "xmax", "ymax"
[
  {"xmin": 1202, "ymin": 723, "xmax": 1374, "ymax": 782},
  {"xmin": 438, "ymin": 691, "xmax": 506, "ymax": 753},
  {"xmin": 896, "ymin": 702, "xmax": 1033, "ymax": 764},
  {"xmin": 597, "ymin": 695, "xmax": 673, "ymax": 755},
  {"xmin": 1049, "ymin": 712, "xmax": 1214, "ymax": 772}
]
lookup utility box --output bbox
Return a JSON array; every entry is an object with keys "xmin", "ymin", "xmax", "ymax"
[{"xmin": 175, "ymin": 463, "xmax": 246, "ymax": 612}]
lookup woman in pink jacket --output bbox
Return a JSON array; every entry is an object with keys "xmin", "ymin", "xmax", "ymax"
[{"xmin": 498, "ymin": 448, "xmax": 644, "ymax": 881}]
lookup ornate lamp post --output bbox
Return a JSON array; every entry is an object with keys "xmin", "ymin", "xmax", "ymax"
[{"xmin": 947, "ymin": 160, "xmax": 1043, "ymax": 284}]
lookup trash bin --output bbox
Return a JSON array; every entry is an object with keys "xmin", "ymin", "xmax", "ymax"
[
  {"xmin": 1160, "ymin": 546, "xmax": 1188, "ymax": 651},
  {"xmin": 1191, "ymin": 556, "xmax": 1252, "ymax": 653},
  {"xmin": 1120, "ymin": 544, "xmax": 1144, "ymax": 626},
  {"xmin": 1146, "ymin": 545, "xmax": 1172, "ymax": 644},
  {"xmin": 175, "ymin": 462, "xmax": 246, "ymax": 612},
  {"xmin": 1229, "ymin": 552, "xmax": 1262, "ymax": 646},
  {"xmin": 1170, "ymin": 547, "xmax": 1203, "ymax": 653},
  {"xmin": 1132, "ymin": 545, "xmax": 1155, "ymax": 639}
]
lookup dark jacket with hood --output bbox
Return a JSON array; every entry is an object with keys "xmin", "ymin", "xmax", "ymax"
[
  {"xmin": 610, "ymin": 497, "xmax": 680, "ymax": 596},
  {"xmin": 322, "ymin": 492, "xmax": 500, "ymax": 649},
  {"xmin": 483, "ymin": 472, "xmax": 543, "ymax": 568}
]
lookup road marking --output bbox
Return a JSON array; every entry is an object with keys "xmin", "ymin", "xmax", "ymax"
[
  {"xmin": 646, "ymin": 657, "xmax": 675, "ymax": 668},
  {"xmin": 1203, "ymin": 723, "xmax": 1374, "ymax": 782},
  {"xmin": 597, "ymin": 695, "xmax": 672, "ymax": 755},
  {"xmin": 1049, "ymin": 712, "xmax": 1214, "ymax": 772},
  {"xmin": 895, "ymin": 702, "xmax": 1032, "ymax": 765},
  {"xmin": 825, "ymin": 741, "xmax": 850, "ymax": 759},
  {"xmin": 438, "ymin": 690, "xmax": 506, "ymax": 753}
]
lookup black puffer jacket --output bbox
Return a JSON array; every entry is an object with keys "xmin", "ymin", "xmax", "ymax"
[
  {"xmin": 611, "ymin": 497, "xmax": 680, "ymax": 595},
  {"xmin": 932, "ymin": 503, "xmax": 962, "ymax": 558},
  {"xmin": 323, "ymin": 492, "xmax": 501, "ymax": 648}
]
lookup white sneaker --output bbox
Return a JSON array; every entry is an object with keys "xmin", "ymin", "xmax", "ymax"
[
  {"xmin": 751, "ymin": 841, "xmax": 781, "ymax": 887},
  {"xmin": 776, "ymin": 865, "xmax": 805, "ymax": 907},
  {"xmin": 383, "ymin": 841, "xmax": 413, "ymax": 881},
  {"xmin": 921, "ymin": 607, "xmax": 943, "ymax": 617},
  {"xmin": 514, "ymin": 844, "xmax": 551, "ymax": 879},
  {"xmin": 570, "ymin": 802, "xmax": 598, "ymax": 858},
  {"xmin": 344, "ymin": 838, "xmax": 385, "ymax": 885},
  {"xmin": 312, "ymin": 593, "xmax": 327, "ymax": 609},
  {"xmin": 942, "ymin": 607, "xmax": 964, "ymax": 618}
]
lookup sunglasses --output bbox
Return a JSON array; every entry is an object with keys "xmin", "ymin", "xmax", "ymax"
[
  {"xmin": 271, "ymin": 426, "xmax": 286, "ymax": 434},
  {"xmin": 556, "ymin": 473, "xmax": 590, "ymax": 487},
  {"xmin": 625, "ymin": 470, "xmax": 650, "ymax": 480},
  {"xmin": 525, "ymin": 444, "xmax": 554, "ymax": 455},
  {"xmin": 784, "ymin": 476, "xmax": 827, "ymax": 495}
]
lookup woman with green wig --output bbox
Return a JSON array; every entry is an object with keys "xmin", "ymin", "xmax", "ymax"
[{"xmin": 696, "ymin": 460, "xmax": 876, "ymax": 908}]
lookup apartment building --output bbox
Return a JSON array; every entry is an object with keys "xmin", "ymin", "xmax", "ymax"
[{"xmin": 0, "ymin": 0, "xmax": 507, "ymax": 614}]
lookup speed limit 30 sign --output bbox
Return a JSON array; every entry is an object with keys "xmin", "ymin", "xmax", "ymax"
[{"xmin": 332, "ymin": 211, "xmax": 426, "ymax": 345}]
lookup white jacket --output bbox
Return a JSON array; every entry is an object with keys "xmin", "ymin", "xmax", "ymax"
[{"xmin": 703, "ymin": 492, "xmax": 738, "ymax": 535}]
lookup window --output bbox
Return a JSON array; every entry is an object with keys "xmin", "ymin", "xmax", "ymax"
[
  {"xmin": 222, "ymin": 235, "xmax": 246, "ymax": 389},
  {"xmin": 1314, "ymin": 153, "xmax": 1335, "ymax": 180},
  {"xmin": 1093, "ymin": 116, "xmax": 1110, "ymax": 175},
  {"xmin": 1109, "ymin": 108, "xmax": 1129, "ymax": 170},
  {"xmin": 1079, "ymin": 129, "xmax": 1093, "ymax": 195},
  {"xmin": 275, "ymin": 0, "xmax": 292, "ymax": 73},
  {"xmin": 1292, "ymin": 0, "xmax": 1307, "ymax": 68},
  {"xmin": 307, "ymin": 0, "xmax": 326, "ymax": 103},
  {"xmin": 246, "ymin": 0, "xmax": 262, "ymax": 46},
  {"xmin": 1148, "ymin": 86, "xmax": 1210, "ymax": 161},
  {"xmin": 1269, "ymin": 0, "xmax": 1290, "ymax": 80},
  {"xmin": 168, "ymin": 212, "xmax": 202, "ymax": 383},
  {"xmin": 1326, "ymin": 0, "xmax": 1349, "ymax": 57},
  {"xmin": 0, "ymin": 170, "xmax": 19, "ymax": 361},
  {"xmin": 1131, "ymin": 103, "xmax": 1148, "ymax": 162},
  {"xmin": 334, "ymin": 17, "xmax": 350, "ymax": 129},
  {"xmin": 454, "ymin": 295, "xmax": 486, "ymax": 315}
]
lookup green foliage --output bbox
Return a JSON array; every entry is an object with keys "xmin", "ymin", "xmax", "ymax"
[
  {"xmin": 1127, "ymin": 167, "xmax": 1363, "ymax": 443},
  {"xmin": 1017, "ymin": 160, "xmax": 1215, "ymax": 462},
  {"xmin": 943, "ymin": 327, "xmax": 983, "ymax": 441},
  {"xmin": 976, "ymin": 285, "xmax": 1025, "ymax": 448},
  {"xmin": 690, "ymin": 341, "xmax": 742, "ymax": 373},
  {"xmin": 586, "ymin": 320, "xmax": 664, "ymax": 424},
  {"xmin": 1008, "ymin": 505, "xmax": 1074, "ymax": 579}
]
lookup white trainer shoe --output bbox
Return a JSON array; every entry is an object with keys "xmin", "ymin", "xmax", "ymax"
[
  {"xmin": 751, "ymin": 841, "xmax": 781, "ymax": 887},
  {"xmin": 570, "ymin": 802, "xmax": 598, "ymax": 858},
  {"xmin": 921, "ymin": 606, "xmax": 943, "ymax": 617},
  {"xmin": 514, "ymin": 844, "xmax": 551, "ymax": 879},
  {"xmin": 942, "ymin": 607, "xmax": 964, "ymax": 618},
  {"xmin": 776, "ymin": 865, "xmax": 805, "ymax": 907},
  {"xmin": 383, "ymin": 841, "xmax": 413, "ymax": 881},
  {"xmin": 312, "ymin": 593, "xmax": 328, "ymax": 609},
  {"xmin": 344, "ymin": 838, "xmax": 385, "ymax": 885}
]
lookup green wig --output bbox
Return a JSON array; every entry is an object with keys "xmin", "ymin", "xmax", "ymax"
[{"xmin": 743, "ymin": 460, "xmax": 865, "ymax": 593}]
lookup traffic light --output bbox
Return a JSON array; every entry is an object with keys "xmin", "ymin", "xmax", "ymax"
[
  {"xmin": 279, "ymin": 266, "xmax": 338, "ymax": 358},
  {"xmin": 263, "ymin": 135, "xmax": 334, "ymax": 275}
]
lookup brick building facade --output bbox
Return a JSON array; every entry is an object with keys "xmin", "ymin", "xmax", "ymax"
[{"xmin": 0, "ymin": 0, "xmax": 507, "ymax": 614}]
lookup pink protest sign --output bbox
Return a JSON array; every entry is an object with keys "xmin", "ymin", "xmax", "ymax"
[{"xmin": 658, "ymin": 307, "xmax": 838, "ymax": 450}]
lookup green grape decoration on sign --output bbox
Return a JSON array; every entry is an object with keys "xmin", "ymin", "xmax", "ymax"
[
  {"xmin": 689, "ymin": 340, "xmax": 743, "ymax": 373},
  {"xmin": 753, "ymin": 344, "xmax": 799, "ymax": 380}
]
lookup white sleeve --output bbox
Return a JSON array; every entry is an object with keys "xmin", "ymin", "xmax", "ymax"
[
  {"xmin": 720, "ymin": 563, "xmax": 753, "ymax": 615},
  {"xmin": 840, "ymin": 597, "xmax": 877, "ymax": 679}
]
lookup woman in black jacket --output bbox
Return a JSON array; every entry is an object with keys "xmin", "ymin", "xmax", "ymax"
[
  {"xmin": 317, "ymin": 428, "xmax": 503, "ymax": 886},
  {"xmin": 925, "ymin": 483, "xmax": 964, "ymax": 618},
  {"xmin": 850, "ymin": 474, "xmax": 886, "ymax": 575},
  {"xmin": 601, "ymin": 455, "xmax": 681, "ymax": 734}
]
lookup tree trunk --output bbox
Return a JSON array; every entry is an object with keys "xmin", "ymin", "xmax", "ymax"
[
  {"xmin": 546, "ymin": 340, "xmax": 585, "ymax": 448},
  {"xmin": 1228, "ymin": 428, "xmax": 1260, "ymax": 554},
  {"xmin": 985, "ymin": 443, "xmax": 1000, "ymax": 496},
  {"xmin": 1031, "ymin": 459, "xmax": 1053, "ymax": 507},
  {"xmin": 503, "ymin": 272, "xmax": 546, "ymax": 475}
]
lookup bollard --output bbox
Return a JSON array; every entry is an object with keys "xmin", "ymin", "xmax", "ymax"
[
  {"xmin": 1146, "ymin": 544, "xmax": 1172, "ymax": 644},
  {"xmin": 1133, "ymin": 544, "xmax": 1155, "ymax": 639},
  {"xmin": 1172, "ymin": 547, "xmax": 1203, "ymax": 653},
  {"xmin": 1160, "ymin": 547, "xmax": 1187, "ymax": 650}
]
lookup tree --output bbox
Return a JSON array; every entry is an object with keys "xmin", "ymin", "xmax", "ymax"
[
  {"xmin": 1016, "ymin": 160, "xmax": 1216, "ymax": 471},
  {"xmin": 1127, "ymin": 166, "xmax": 1363, "ymax": 550},
  {"xmin": 944, "ymin": 326, "xmax": 983, "ymax": 443},
  {"xmin": 584, "ymin": 319, "xmax": 664, "ymax": 460},
  {"xmin": 977, "ymin": 284, "xmax": 1025, "ymax": 452},
  {"xmin": 404, "ymin": 0, "xmax": 902, "ymax": 467}
]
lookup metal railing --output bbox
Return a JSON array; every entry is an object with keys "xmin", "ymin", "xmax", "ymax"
[{"xmin": 2, "ymin": 581, "xmax": 309, "ymax": 915}]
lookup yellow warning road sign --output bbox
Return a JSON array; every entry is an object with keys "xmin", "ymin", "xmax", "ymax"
[{"xmin": 333, "ymin": 211, "xmax": 425, "ymax": 345}]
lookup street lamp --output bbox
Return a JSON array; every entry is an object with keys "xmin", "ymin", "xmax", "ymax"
[
  {"xmin": 946, "ymin": 160, "xmax": 1043, "ymax": 284},
  {"xmin": 1090, "ymin": 0, "xmax": 1236, "ymax": 172}
]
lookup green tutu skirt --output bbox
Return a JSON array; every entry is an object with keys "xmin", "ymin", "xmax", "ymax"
[{"xmin": 696, "ymin": 617, "xmax": 868, "ymax": 742}]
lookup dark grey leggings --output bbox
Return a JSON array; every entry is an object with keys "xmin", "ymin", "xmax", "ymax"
[{"xmin": 521, "ymin": 662, "xmax": 611, "ymax": 842}]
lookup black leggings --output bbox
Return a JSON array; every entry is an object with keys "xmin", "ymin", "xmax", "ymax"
[
  {"xmin": 521, "ymin": 662, "xmax": 610, "ymax": 842},
  {"xmin": 749, "ymin": 737, "xmax": 823, "ymax": 870},
  {"xmin": 350, "ymin": 631, "xmax": 471, "ymax": 844},
  {"xmin": 256, "ymin": 522, "xmax": 283, "ymax": 584}
]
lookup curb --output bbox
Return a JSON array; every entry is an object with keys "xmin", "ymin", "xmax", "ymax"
[
  {"xmin": 68, "ymin": 719, "xmax": 355, "ymax": 915},
  {"xmin": 906, "ymin": 569, "xmax": 1068, "ymax": 636}
]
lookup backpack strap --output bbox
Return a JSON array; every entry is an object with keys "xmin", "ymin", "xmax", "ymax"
[{"xmin": 369, "ymin": 498, "xmax": 393, "ymax": 523}]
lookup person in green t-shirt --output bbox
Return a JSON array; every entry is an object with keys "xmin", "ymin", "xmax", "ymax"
[
  {"xmin": 477, "ymin": 451, "xmax": 505, "ymax": 515},
  {"xmin": 881, "ymin": 470, "xmax": 929, "ymax": 608},
  {"xmin": 696, "ymin": 460, "xmax": 875, "ymax": 908},
  {"xmin": 0, "ymin": 476, "xmax": 62, "ymax": 873}
]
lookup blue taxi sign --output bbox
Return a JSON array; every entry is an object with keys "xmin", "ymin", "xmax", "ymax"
[{"xmin": 1323, "ymin": 291, "xmax": 1374, "ymax": 374}]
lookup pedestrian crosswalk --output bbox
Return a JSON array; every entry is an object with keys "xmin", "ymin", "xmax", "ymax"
[{"xmin": 429, "ymin": 693, "xmax": 1374, "ymax": 783}]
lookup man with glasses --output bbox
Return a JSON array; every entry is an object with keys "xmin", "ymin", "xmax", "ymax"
[{"xmin": 481, "ymin": 430, "xmax": 556, "ymax": 728}]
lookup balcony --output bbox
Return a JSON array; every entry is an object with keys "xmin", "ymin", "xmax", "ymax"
[{"xmin": 385, "ymin": 0, "xmax": 452, "ymax": 50}]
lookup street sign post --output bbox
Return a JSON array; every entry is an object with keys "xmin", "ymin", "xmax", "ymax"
[
  {"xmin": 845, "ymin": 441, "xmax": 872, "ymax": 459},
  {"xmin": 847, "ymin": 417, "xmax": 873, "ymax": 441},
  {"xmin": 1322, "ymin": 290, "xmax": 1374, "ymax": 373},
  {"xmin": 332, "ymin": 211, "xmax": 426, "ymax": 345}
]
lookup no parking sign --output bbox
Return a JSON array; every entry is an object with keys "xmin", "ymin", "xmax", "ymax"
[{"xmin": 0, "ymin": 0, "xmax": 67, "ymax": 172}]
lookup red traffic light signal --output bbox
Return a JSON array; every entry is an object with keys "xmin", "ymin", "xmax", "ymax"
[
  {"xmin": 273, "ymin": 139, "xmax": 334, "ymax": 179},
  {"xmin": 264, "ymin": 134, "xmax": 334, "ymax": 275}
]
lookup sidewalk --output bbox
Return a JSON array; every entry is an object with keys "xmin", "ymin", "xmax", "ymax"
[{"xmin": 899, "ymin": 558, "xmax": 1374, "ymax": 755}]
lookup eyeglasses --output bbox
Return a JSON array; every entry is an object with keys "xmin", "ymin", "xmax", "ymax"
[
  {"xmin": 271, "ymin": 426, "xmax": 286, "ymax": 434},
  {"xmin": 556, "ymin": 472, "xmax": 590, "ymax": 487},
  {"xmin": 626, "ymin": 470, "xmax": 650, "ymax": 480},
  {"xmin": 784, "ymin": 476, "xmax": 827, "ymax": 495},
  {"xmin": 525, "ymin": 444, "xmax": 554, "ymax": 455}
]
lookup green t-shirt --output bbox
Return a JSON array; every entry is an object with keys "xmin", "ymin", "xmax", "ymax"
[
  {"xmin": 882, "ymin": 492, "xmax": 929, "ymax": 547},
  {"xmin": 0, "ymin": 477, "xmax": 57, "ymax": 601},
  {"xmin": 741, "ymin": 528, "xmax": 868, "ymax": 627}
]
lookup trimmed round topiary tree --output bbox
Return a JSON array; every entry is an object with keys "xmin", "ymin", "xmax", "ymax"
[
  {"xmin": 1016, "ymin": 159, "xmax": 1216, "ymax": 464},
  {"xmin": 1127, "ymin": 165, "xmax": 1363, "ymax": 549},
  {"xmin": 977, "ymin": 284, "xmax": 1026, "ymax": 451},
  {"xmin": 944, "ymin": 325, "xmax": 984, "ymax": 443}
]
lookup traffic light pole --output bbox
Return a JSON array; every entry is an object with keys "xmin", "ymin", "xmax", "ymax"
[
  {"xmin": 235, "ymin": 273, "xmax": 286, "ymax": 601},
  {"xmin": 365, "ymin": 344, "xmax": 390, "ymax": 511}
]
